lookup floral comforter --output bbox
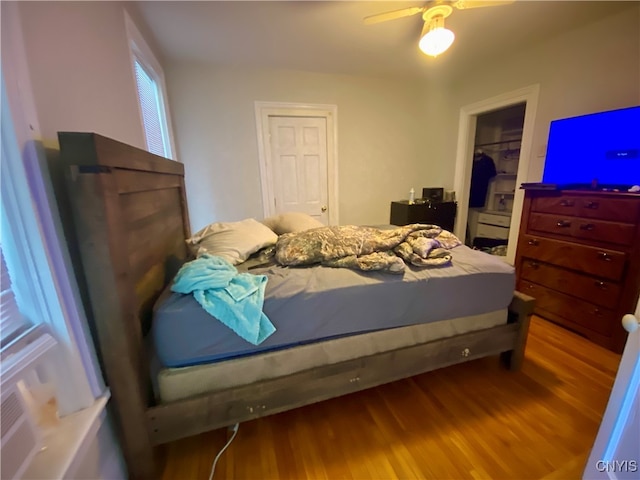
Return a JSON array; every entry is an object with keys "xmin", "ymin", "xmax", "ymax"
[{"xmin": 274, "ymin": 224, "xmax": 462, "ymax": 274}]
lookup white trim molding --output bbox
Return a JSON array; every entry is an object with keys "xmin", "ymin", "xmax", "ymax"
[
  {"xmin": 254, "ymin": 101, "xmax": 339, "ymax": 226},
  {"xmin": 1, "ymin": 4, "xmax": 102, "ymax": 413},
  {"xmin": 584, "ymin": 300, "xmax": 640, "ymax": 479},
  {"xmin": 452, "ymin": 84, "xmax": 540, "ymax": 264},
  {"xmin": 1, "ymin": 77, "xmax": 99, "ymax": 414}
]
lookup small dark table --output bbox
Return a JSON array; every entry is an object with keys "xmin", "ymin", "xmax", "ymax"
[{"xmin": 390, "ymin": 200, "xmax": 457, "ymax": 232}]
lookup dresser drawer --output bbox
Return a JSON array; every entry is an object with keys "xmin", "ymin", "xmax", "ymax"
[
  {"xmin": 532, "ymin": 196, "xmax": 578, "ymax": 216},
  {"xmin": 578, "ymin": 197, "xmax": 640, "ymax": 223},
  {"xmin": 518, "ymin": 235, "xmax": 626, "ymax": 280},
  {"xmin": 532, "ymin": 195, "xmax": 640, "ymax": 223},
  {"xmin": 517, "ymin": 280, "xmax": 616, "ymax": 336},
  {"xmin": 519, "ymin": 259, "xmax": 621, "ymax": 309},
  {"xmin": 476, "ymin": 222, "xmax": 509, "ymax": 240},
  {"xmin": 478, "ymin": 212, "xmax": 511, "ymax": 227},
  {"xmin": 528, "ymin": 213, "xmax": 636, "ymax": 246}
]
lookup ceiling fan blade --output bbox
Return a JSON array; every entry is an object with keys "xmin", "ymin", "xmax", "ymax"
[
  {"xmin": 363, "ymin": 6, "xmax": 426, "ymax": 25},
  {"xmin": 451, "ymin": 0, "xmax": 515, "ymax": 10}
]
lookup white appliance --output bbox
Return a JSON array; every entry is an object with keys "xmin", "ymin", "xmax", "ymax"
[
  {"xmin": 0, "ymin": 383, "xmax": 41, "ymax": 479},
  {"xmin": 1, "ymin": 326, "xmax": 58, "ymax": 478}
]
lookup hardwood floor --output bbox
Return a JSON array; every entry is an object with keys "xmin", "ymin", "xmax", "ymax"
[{"xmin": 161, "ymin": 316, "xmax": 621, "ymax": 480}]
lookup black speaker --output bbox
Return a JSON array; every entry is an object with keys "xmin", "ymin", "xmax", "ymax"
[{"xmin": 422, "ymin": 187, "xmax": 444, "ymax": 203}]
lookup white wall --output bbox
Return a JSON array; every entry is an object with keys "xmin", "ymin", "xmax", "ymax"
[
  {"xmin": 6, "ymin": 2, "xmax": 166, "ymax": 478},
  {"xmin": 14, "ymin": 2, "xmax": 637, "ymax": 230},
  {"xmin": 166, "ymin": 64, "xmax": 429, "ymax": 230},
  {"xmin": 436, "ymin": 6, "xmax": 640, "ymax": 187},
  {"xmin": 419, "ymin": 81, "xmax": 457, "ymax": 191},
  {"xmin": 167, "ymin": 6, "xmax": 639, "ymax": 232},
  {"xmin": 16, "ymin": 1, "xmax": 156, "ymax": 149}
]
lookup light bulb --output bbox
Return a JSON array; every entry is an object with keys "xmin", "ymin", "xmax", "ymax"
[{"xmin": 419, "ymin": 16, "xmax": 455, "ymax": 57}]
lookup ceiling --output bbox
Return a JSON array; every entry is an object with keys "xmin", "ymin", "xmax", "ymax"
[{"xmin": 134, "ymin": 1, "xmax": 636, "ymax": 82}]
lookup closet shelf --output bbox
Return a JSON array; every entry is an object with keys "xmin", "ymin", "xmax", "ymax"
[
  {"xmin": 484, "ymin": 209, "xmax": 512, "ymax": 217},
  {"xmin": 475, "ymin": 138, "xmax": 522, "ymax": 148}
]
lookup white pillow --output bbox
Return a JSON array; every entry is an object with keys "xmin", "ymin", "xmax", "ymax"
[
  {"xmin": 261, "ymin": 212, "xmax": 324, "ymax": 235},
  {"xmin": 186, "ymin": 218, "xmax": 278, "ymax": 265}
]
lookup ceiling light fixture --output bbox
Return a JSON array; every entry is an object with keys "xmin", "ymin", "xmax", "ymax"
[{"xmin": 418, "ymin": 5, "xmax": 455, "ymax": 57}]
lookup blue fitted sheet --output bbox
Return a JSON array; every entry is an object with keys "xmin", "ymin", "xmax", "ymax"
[{"xmin": 152, "ymin": 245, "xmax": 515, "ymax": 368}]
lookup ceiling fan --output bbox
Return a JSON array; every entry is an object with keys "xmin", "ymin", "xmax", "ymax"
[{"xmin": 364, "ymin": 0, "xmax": 515, "ymax": 57}]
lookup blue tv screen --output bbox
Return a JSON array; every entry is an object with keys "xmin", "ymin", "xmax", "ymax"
[{"xmin": 542, "ymin": 105, "xmax": 640, "ymax": 189}]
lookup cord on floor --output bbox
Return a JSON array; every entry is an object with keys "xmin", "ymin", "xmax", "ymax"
[{"xmin": 208, "ymin": 423, "xmax": 240, "ymax": 480}]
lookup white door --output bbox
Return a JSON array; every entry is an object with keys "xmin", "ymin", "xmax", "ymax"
[
  {"xmin": 268, "ymin": 115, "xmax": 329, "ymax": 224},
  {"xmin": 583, "ymin": 301, "xmax": 640, "ymax": 479}
]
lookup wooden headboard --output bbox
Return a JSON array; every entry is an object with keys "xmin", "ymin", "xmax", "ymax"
[{"xmin": 58, "ymin": 132, "xmax": 191, "ymax": 468}]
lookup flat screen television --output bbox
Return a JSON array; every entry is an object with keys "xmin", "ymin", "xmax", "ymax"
[{"xmin": 542, "ymin": 105, "xmax": 640, "ymax": 190}]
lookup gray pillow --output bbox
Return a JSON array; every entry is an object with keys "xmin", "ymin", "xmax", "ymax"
[
  {"xmin": 186, "ymin": 218, "xmax": 278, "ymax": 265},
  {"xmin": 261, "ymin": 212, "xmax": 324, "ymax": 235}
]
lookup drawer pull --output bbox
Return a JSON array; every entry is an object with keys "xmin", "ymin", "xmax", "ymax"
[
  {"xmin": 594, "ymin": 308, "xmax": 603, "ymax": 316},
  {"xmin": 528, "ymin": 239, "xmax": 539, "ymax": 246},
  {"xmin": 585, "ymin": 201, "xmax": 599, "ymax": 209},
  {"xmin": 556, "ymin": 220, "xmax": 572, "ymax": 228},
  {"xmin": 461, "ymin": 348, "xmax": 470, "ymax": 358},
  {"xmin": 594, "ymin": 281, "xmax": 608, "ymax": 290},
  {"xmin": 529, "ymin": 261, "xmax": 540, "ymax": 269},
  {"xmin": 580, "ymin": 223, "xmax": 595, "ymax": 231},
  {"xmin": 560, "ymin": 200, "xmax": 575, "ymax": 207},
  {"xmin": 597, "ymin": 251, "xmax": 613, "ymax": 262}
]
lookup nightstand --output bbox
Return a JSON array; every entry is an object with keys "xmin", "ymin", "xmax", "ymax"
[{"xmin": 390, "ymin": 201, "xmax": 457, "ymax": 232}]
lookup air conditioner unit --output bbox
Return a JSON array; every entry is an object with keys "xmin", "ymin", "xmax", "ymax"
[
  {"xmin": 0, "ymin": 383, "xmax": 41, "ymax": 479},
  {"xmin": 1, "ymin": 326, "xmax": 58, "ymax": 479}
]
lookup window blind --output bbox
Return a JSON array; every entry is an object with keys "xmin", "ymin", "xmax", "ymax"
[
  {"xmin": 0, "ymin": 247, "xmax": 31, "ymax": 347},
  {"xmin": 134, "ymin": 60, "xmax": 167, "ymax": 157}
]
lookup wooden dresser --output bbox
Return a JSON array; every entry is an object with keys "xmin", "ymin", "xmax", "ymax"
[{"xmin": 515, "ymin": 189, "xmax": 640, "ymax": 353}]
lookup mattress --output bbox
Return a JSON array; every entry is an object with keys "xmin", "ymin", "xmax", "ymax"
[
  {"xmin": 155, "ymin": 308, "xmax": 508, "ymax": 402},
  {"xmin": 152, "ymin": 244, "xmax": 515, "ymax": 368}
]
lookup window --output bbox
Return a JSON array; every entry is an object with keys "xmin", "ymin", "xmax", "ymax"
[
  {"xmin": 1, "ymin": 73, "xmax": 102, "ymax": 415},
  {"xmin": 125, "ymin": 11, "xmax": 174, "ymax": 159},
  {"xmin": 134, "ymin": 60, "xmax": 169, "ymax": 157},
  {"xmin": 0, "ymin": 247, "xmax": 31, "ymax": 347}
]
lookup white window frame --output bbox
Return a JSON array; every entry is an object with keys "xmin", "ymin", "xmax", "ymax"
[
  {"xmin": 1, "ymin": 76, "xmax": 102, "ymax": 416},
  {"xmin": 124, "ymin": 10, "xmax": 176, "ymax": 160},
  {"xmin": 1, "ymin": 2, "xmax": 103, "ymax": 416}
]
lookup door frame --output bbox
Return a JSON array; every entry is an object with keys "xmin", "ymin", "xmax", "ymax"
[
  {"xmin": 254, "ymin": 101, "xmax": 339, "ymax": 225},
  {"xmin": 584, "ymin": 298, "xmax": 640, "ymax": 479},
  {"xmin": 452, "ymin": 84, "xmax": 540, "ymax": 264}
]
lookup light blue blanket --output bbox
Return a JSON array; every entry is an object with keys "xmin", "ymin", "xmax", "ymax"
[{"xmin": 171, "ymin": 254, "xmax": 275, "ymax": 345}]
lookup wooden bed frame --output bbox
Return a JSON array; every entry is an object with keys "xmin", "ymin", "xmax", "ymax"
[{"xmin": 56, "ymin": 132, "xmax": 534, "ymax": 479}]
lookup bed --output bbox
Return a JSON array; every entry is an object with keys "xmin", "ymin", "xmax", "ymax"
[{"xmin": 56, "ymin": 132, "xmax": 534, "ymax": 479}]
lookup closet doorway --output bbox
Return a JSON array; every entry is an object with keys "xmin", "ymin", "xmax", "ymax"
[
  {"xmin": 467, "ymin": 104, "xmax": 525, "ymax": 255},
  {"xmin": 452, "ymin": 85, "xmax": 540, "ymax": 265}
]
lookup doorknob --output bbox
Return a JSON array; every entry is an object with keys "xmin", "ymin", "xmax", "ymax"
[
  {"xmin": 321, "ymin": 205, "xmax": 327, "ymax": 212},
  {"xmin": 622, "ymin": 314, "xmax": 639, "ymax": 333}
]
